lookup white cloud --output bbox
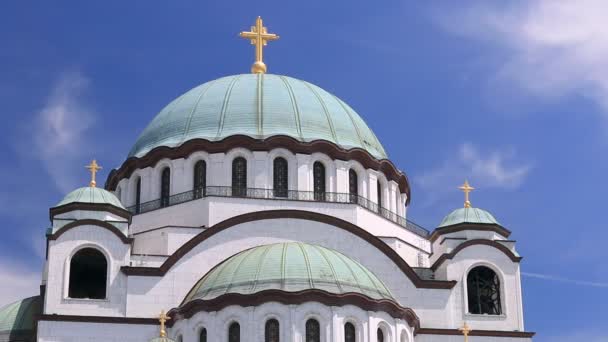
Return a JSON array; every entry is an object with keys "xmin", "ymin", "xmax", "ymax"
[
  {"xmin": 522, "ymin": 272, "xmax": 608, "ymax": 288},
  {"xmin": 417, "ymin": 143, "xmax": 531, "ymax": 204},
  {"xmin": 0, "ymin": 261, "xmax": 40, "ymax": 307},
  {"xmin": 30, "ymin": 71, "xmax": 95, "ymax": 192},
  {"xmin": 437, "ymin": 0, "xmax": 608, "ymax": 113}
]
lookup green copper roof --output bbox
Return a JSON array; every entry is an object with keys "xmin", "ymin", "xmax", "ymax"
[
  {"xmin": 56, "ymin": 186, "xmax": 125, "ymax": 209},
  {"xmin": 183, "ymin": 242, "xmax": 394, "ymax": 303},
  {"xmin": 438, "ymin": 207, "xmax": 500, "ymax": 227},
  {"xmin": 0, "ymin": 296, "xmax": 41, "ymax": 341},
  {"xmin": 129, "ymin": 74, "xmax": 387, "ymax": 159}
]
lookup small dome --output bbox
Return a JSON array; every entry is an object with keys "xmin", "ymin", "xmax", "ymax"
[
  {"xmin": 0, "ymin": 296, "xmax": 41, "ymax": 340},
  {"xmin": 183, "ymin": 242, "xmax": 394, "ymax": 303},
  {"xmin": 129, "ymin": 74, "xmax": 387, "ymax": 159},
  {"xmin": 438, "ymin": 207, "xmax": 499, "ymax": 227},
  {"xmin": 55, "ymin": 186, "xmax": 125, "ymax": 209}
]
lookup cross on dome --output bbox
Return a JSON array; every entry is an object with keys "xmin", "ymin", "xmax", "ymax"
[
  {"xmin": 85, "ymin": 159, "xmax": 102, "ymax": 188},
  {"xmin": 157, "ymin": 310, "xmax": 171, "ymax": 338},
  {"xmin": 459, "ymin": 322, "xmax": 472, "ymax": 342},
  {"xmin": 459, "ymin": 180, "xmax": 475, "ymax": 208},
  {"xmin": 239, "ymin": 16, "xmax": 280, "ymax": 74}
]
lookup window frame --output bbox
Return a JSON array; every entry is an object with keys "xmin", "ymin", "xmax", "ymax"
[
  {"xmin": 465, "ymin": 264, "xmax": 505, "ymax": 316},
  {"xmin": 65, "ymin": 245, "xmax": 109, "ymax": 301}
]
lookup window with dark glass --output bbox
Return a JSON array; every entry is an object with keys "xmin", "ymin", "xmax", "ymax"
[
  {"xmin": 273, "ymin": 157, "xmax": 288, "ymax": 198},
  {"xmin": 305, "ymin": 319, "xmax": 320, "ymax": 342},
  {"xmin": 68, "ymin": 248, "xmax": 107, "ymax": 299},
  {"xmin": 229, "ymin": 322, "xmax": 240, "ymax": 342},
  {"xmin": 344, "ymin": 322, "xmax": 355, "ymax": 342},
  {"xmin": 199, "ymin": 328, "xmax": 207, "ymax": 342},
  {"xmin": 377, "ymin": 328, "xmax": 384, "ymax": 342},
  {"xmin": 376, "ymin": 180, "xmax": 383, "ymax": 212},
  {"xmin": 348, "ymin": 169, "xmax": 358, "ymax": 203},
  {"xmin": 194, "ymin": 160, "xmax": 207, "ymax": 199},
  {"xmin": 313, "ymin": 162, "xmax": 326, "ymax": 201},
  {"xmin": 161, "ymin": 168, "xmax": 171, "ymax": 207},
  {"xmin": 176, "ymin": 335, "xmax": 183, "ymax": 342},
  {"xmin": 265, "ymin": 319, "xmax": 280, "ymax": 342},
  {"xmin": 135, "ymin": 177, "xmax": 141, "ymax": 214},
  {"xmin": 467, "ymin": 266, "xmax": 502, "ymax": 315},
  {"xmin": 232, "ymin": 157, "xmax": 247, "ymax": 197}
]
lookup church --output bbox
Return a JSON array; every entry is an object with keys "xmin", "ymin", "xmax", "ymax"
[{"xmin": 0, "ymin": 17, "xmax": 534, "ymax": 342}]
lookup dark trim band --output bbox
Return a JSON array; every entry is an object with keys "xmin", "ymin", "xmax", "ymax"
[
  {"xmin": 121, "ymin": 210, "xmax": 456, "ymax": 289},
  {"xmin": 416, "ymin": 328, "xmax": 535, "ymax": 338},
  {"xmin": 104, "ymin": 135, "xmax": 411, "ymax": 204},
  {"xmin": 50, "ymin": 202, "xmax": 132, "ymax": 223},
  {"xmin": 48, "ymin": 219, "xmax": 133, "ymax": 244},
  {"xmin": 430, "ymin": 223, "xmax": 511, "ymax": 242},
  {"xmin": 36, "ymin": 314, "xmax": 157, "ymax": 325},
  {"xmin": 431, "ymin": 239, "xmax": 522, "ymax": 271},
  {"xmin": 169, "ymin": 289, "xmax": 420, "ymax": 330}
]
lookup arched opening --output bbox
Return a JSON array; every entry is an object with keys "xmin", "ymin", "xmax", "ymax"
[
  {"xmin": 135, "ymin": 177, "xmax": 141, "ymax": 214},
  {"xmin": 160, "ymin": 167, "xmax": 171, "ymax": 208},
  {"xmin": 348, "ymin": 169, "xmax": 358, "ymax": 203},
  {"xmin": 344, "ymin": 322, "xmax": 355, "ymax": 342},
  {"xmin": 306, "ymin": 319, "xmax": 320, "ymax": 342},
  {"xmin": 377, "ymin": 328, "xmax": 384, "ymax": 342},
  {"xmin": 467, "ymin": 266, "xmax": 502, "ymax": 315},
  {"xmin": 68, "ymin": 248, "xmax": 107, "ymax": 299},
  {"xmin": 273, "ymin": 157, "xmax": 288, "ymax": 198},
  {"xmin": 232, "ymin": 157, "xmax": 247, "ymax": 197},
  {"xmin": 194, "ymin": 160, "xmax": 207, "ymax": 199},
  {"xmin": 376, "ymin": 180, "xmax": 383, "ymax": 213},
  {"xmin": 199, "ymin": 327, "xmax": 207, "ymax": 342},
  {"xmin": 228, "ymin": 322, "xmax": 240, "ymax": 342},
  {"xmin": 265, "ymin": 318, "xmax": 280, "ymax": 342},
  {"xmin": 400, "ymin": 330, "xmax": 407, "ymax": 342},
  {"xmin": 176, "ymin": 335, "xmax": 183, "ymax": 342},
  {"xmin": 313, "ymin": 162, "xmax": 326, "ymax": 201}
]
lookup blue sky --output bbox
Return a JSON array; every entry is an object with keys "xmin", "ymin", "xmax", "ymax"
[{"xmin": 0, "ymin": 1, "xmax": 606, "ymax": 340}]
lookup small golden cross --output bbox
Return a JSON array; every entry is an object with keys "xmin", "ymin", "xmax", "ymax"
[
  {"xmin": 239, "ymin": 16, "xmax": 280, "ymax": 74},
  {"xmin": 459, "ymin": 322, "xmax": 472, "ymax": 342},
  {"xmin": 459, "ymin": 180, "xmax": 475, "ymax": 208},
  {"xmin": 158, "ymin": 310, "xmax": 171, "ymax": 338},
  {"xmin": 85, "ymin": 159, "xmax": 102, "ymax": 188}
]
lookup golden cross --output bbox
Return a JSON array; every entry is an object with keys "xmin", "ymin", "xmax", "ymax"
[
  {"xmin": 158, "ymin": 310, "xmax": 171, "ymax": 338},
  {"xmin": 458, "ymin": 180, "xmax": 475, "ymax": 208},
  {"xmin": 85, "ymin": 159, "xmax": 102, "ymax": 188},
  {"xmin": 459, "ymin": 322, "xmax": 472, "ymax": 342},
  {"xmin": 239, "ymin": 16, "xmax": 280, "ymax": 74}
]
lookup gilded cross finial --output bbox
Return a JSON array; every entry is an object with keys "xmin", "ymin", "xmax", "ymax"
[
  {"xmin": 459, "ymin": 322, "xmax": 472, "ymax": 342},
  {"xmin": 459, "ymin": 180, "xmax": 475, "ymax": 208},
  {"xmin": 239, "ymin": 16, "xmax": 280, "ymax": 74},
  {"xmin": 85, "ymin": 159, "xmax": 102, "ymax": 188},
  {"xmin": 158, "ymin": 310, "xmax": 171, "ymax": 338}
]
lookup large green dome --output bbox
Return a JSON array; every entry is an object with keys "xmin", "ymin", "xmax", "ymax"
[
  {"xmin": 183, "ymin": 242, "xmax": 394, "ymax": 303},
  {"xmin": 129, "ymin": 74, "xmax": 387, "ymax": 159}
]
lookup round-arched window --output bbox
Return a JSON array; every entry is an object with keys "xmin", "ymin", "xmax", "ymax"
[
  {"xmin": 467, "ymin": 266, "xmax": 502, "ymax": 315},
  {"xmin": 68, "ymin": 248, "xmax": 107, "ymax": 299},
  {"xmin": 265, "ymin": 318, "xmax": 280, "ymax": 342},
  {"xmin": 344, "ymin": 322, "xmax": 355, "ymax": 342},
  {"xmin": 305, "ymin": 319, "xmax": 320, "ymax": 342},
  {"xmin": 228, "ymin": 322, "xmax": 240, "ymax": 342}
]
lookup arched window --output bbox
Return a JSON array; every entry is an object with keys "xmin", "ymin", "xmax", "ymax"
[
  {"xmin": 400, "ymin": 330, "xmax": 407, "ymax": 342},
  {"xmin": 313, "ymin": 162, "xmax": 326, "ymax": 201},
  {"xmin": 161, "ymin": 167, "xmax": 171, "ymax": 207},
  {"xmin": 348, "ymin": 169, "xmax": 358, "ymax": 203},
  {"xmin": 232, "ymin": 157, "xmax": 247, "ymax": 197},
  {"xmin": 273, "ymin": 157, "xmax": 288, "ymax": 198},
  {"xmin": 199, "ymin": 328, "xmax": 207, "ymax": 342},
  {"xmin": 344, "ymin": 322, "xmax": 355, "ymax": 342},
  {"xmin": 68, "ymin": 248, "xmax": 107, "ymax": 299},
  {"xmin": 306, "ymin": 319, "xmax": 320, "ymax": 342},
  {"xmin": 467, "ymin": 266, "xmax": 502, "ymax": 315},
  {"xmin": 376, "ymin": 180, "xmax": 383, "ymax": 212},
  {"xmin": 135, "ymin": 177, "xmax": 141, "ymax": 214},
  {"xmin": 228, "ymin": 322, "xmax": 240, "ymax": 342},
  {"xmin": 176, "ymin": 336, "xmax": 183, "ymax": 342},
  {"xmin": 265, "ymin": 319, "xmax": 280, "ymax": 342},
  {"xmin": 194, "ymin": 160, "xmax": 207, "ymax": 199},
  {"xmin": 377, "ymin": 328, "xmax": 384, "ymax": 342}
]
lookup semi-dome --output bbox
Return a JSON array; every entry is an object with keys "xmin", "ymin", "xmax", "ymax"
[
  {"xmin": 129, "ymin": 74, "xmax": 387, "ymax": 159},
  {"xmin": 183, "ymin": 242, "xmax": 394, "ymax": 304},
  {"xmin": 55, "ymin": 186, "xmax": 125, "ymax": 209},
  {"xmin": 438, "ymin": 207, "xmax": 499, "ymax": 228},
  {"xmin": 0, "ymin": 296, "xmax": 41, "ymax": 341}
]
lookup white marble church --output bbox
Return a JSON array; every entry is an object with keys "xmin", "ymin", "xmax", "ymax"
[{"xmin": 0, "ymin": 17, "xmax": 534, "ymax": 342}]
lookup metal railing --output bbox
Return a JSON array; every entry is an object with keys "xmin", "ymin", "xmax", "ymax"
[{"xmin": 127, "ymin": 186, "xmax": 430, "ymax": 237}]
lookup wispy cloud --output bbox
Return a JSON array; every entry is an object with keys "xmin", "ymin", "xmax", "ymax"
[
  {"xmin": 436, "ymin": 0, "xmax": 608, "ymax": 114},
  {"xmin": 0, "ymin": 261, "xmax": 40, "ymax": 307},
  {"xmin": 522, "ymin": 272, "xmax": 608, "ymax": 288},
  {"xmin": 28, "ymin": 71, "xmax": 95, "ymax": 192},
  {"xmin": 416, "ymin": 143, "xmax": 532, "ymax": 205}
]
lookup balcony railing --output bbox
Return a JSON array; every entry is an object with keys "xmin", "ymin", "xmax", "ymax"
[{"xmin": 127, "ymin": 186, "xmax": 430, "ymax": 237}]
